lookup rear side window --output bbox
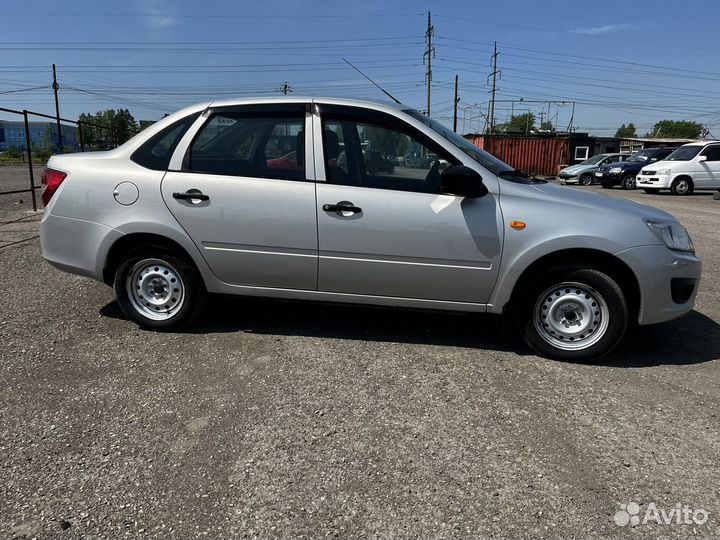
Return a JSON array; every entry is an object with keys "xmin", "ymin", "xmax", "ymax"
[
  {"xmin": 188, "ymin": 112, "xmax": 305, "ymax": 181},
  {"xmin": 130, "ymin": 112, "xmax": 200, "ymax": 170}
]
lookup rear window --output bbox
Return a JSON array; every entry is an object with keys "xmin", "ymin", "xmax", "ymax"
[{"xmin": 131, "ymin": 112, "xmax": 200, "ymax": 170}]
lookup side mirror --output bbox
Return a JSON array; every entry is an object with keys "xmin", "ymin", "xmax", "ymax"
[
  {"xmin": 698, "ymin": 155, "xmax": 707, "ymax": 162},
  {"xmin": 440, "ymin": 165, "xmax": 488, "ymax": 198}
]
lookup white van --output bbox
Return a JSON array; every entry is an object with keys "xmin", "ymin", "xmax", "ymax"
[{"xmin": 637, "ymin": 142, "xmax": 720, "ymax": 195}]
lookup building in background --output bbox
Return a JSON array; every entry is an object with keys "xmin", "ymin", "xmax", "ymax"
[{"xmin": 0, "ymin": 121, "xmax": 79, "ymax": 151}]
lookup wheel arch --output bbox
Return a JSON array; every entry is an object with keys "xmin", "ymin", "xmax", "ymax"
[
  {"xmin": 503, "ymin": 247, "xmax": 641, "ymax": 323},
  {"xmin": 103, "ymin": 232, "xmax": 202, "ymax": 286}
]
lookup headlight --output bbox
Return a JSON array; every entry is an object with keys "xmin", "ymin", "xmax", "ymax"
[
  {"xmin": 657, "ymin": 168, "xmax": 672, "ymax": 175},
  {"xmin": 609, "ymin": 166, "xmax": 622, "ymax": 174},
  {"xmin": 645, "ymin": 219, "xmax": 694, "ymax": 253}
]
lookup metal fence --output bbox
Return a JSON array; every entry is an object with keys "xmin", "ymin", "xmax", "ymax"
[{"xmin": 0, "ymin": 107, "xmax": 121, "ymax": 211}]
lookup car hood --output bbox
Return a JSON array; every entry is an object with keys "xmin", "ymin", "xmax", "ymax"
[
  {"xmin": 560, "ymin": 164, "xmax": 593, "ymax": 174},
  {"xmin": 640, "ymin": 159, "xmax": 673, "ymax": 171},
  {"xmin": 521, "ymin": 181, "xmax": 676, "ymax": 221}
]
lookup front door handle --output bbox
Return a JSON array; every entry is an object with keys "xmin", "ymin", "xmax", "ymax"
[
  {"xmin": 173, "ymin": 189, "xmax": 209, "ymax": 202},
  {"xmin": 323, "ymin": 202, "xmax": 362, "ymax": 214}
]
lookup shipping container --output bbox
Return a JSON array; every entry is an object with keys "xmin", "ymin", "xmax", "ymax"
[{"xmin": 468, "ymin": 133, "xmax": 595, "ymax": 176}]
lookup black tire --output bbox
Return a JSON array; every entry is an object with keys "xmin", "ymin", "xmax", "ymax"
[
  {"xmin": 671, "ymin": 177, "xmax": 693, "ymax": 195},
  {"xmin": 621, "ymin": 174, "xmax": 637, "ymax": 190},
  {"xmin": 114, "ymin": 245, "xmax": 206, "ymax": 330},
  {"xmin": 514, "ymin": 267, "xmax": 628, "ymax": 362},
  {"xmin": 643, "ymin": 188, "xmax": 660, "ymax": 194},
  {"xmin": 579, "ymin": 173, "xmax": 593, "ymax": 186}
]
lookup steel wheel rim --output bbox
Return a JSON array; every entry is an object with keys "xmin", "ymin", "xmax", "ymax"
[
  {"xmin": 676, "ymin": 180, "xmax": 689, "ymax": 194},
  {"xmin": 624, "ymin": 175, "xmax": 636, "ymax": 189},
  {"xmin": 533, "ymin": 282, "xmax": 610, "ymax": 351},
  {"xmin": 126, "ymin": 258, "xmax": 185, "ymax": 321},
  {"xmin": 580, "ymin": 174, "xmax": 592, "ymax": 185}
]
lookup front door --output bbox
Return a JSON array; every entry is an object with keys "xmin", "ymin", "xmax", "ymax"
[
  {"xmin": 697, "ymin": 145, "xmax": 720, "ymax": 189},
  {"xmin": 315, "ymin": 106, "xmax": 503, "ymax": 304},
  {"xmin": 161, "ymin": 105, "xmax": 318, "ymax": 290}
]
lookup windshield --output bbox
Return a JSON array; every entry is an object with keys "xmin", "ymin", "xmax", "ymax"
[
  {"xmin": 579, "ymin": 155, "xmax": 607, "ymax": 166},
  {"xmin": 627, "ymin": 149, "xmax": 654, "ymax": 162},
  {"xmin": 666, "ymin": 146, "xmax": 703, "ymax": 161},
  {"xmin": 404, "ymin": 109, "xmax": 513, "ymax": 175}
]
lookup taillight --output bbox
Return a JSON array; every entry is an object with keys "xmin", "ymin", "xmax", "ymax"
[{"xmin": 41, "ymin": 168, "xmax": 67, "ymax": 206}]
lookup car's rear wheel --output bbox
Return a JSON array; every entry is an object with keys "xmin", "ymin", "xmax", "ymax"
[
  {"xmin": 643, "ymin": 188, "xmax": 660, "ymax": 194},
  {"xmin": 579, "ymin": 173, "xmax": 593, "ymax": 185},
  {"xmin": 515, "ymin": 267, "xmax": 628, "ymax": 361},
  {"xmin": 671, "ymin": 177, "xmax": 693, "ymax": 195},
  {"xmin": 114, "ymin": 246, "xmax": 206, "ymax": 330},
  {"xmin": 621, "ymin": 174, "xmax": 637, "ymax": 190}
]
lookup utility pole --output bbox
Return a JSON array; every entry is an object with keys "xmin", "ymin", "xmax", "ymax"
[
  {"xmin": 280, "ymin": 82, "xmax": 293, "ymax": 95},
  {"xmin": 52, "ymin": 63, "xmax": 63, "ymax": 152},
  {"xmin": 423, "ymin": 11, "xmax": 434, "ymax": 117},
  {"xmin": 453, "ymin": 74, "xmax": 459, "ymax": 132},
  {"xmin": 487, "ymin": 41, "xmax": 500, "ymax": 134}
]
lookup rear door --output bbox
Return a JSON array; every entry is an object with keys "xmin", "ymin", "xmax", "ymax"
[
  {"xmin": 161, "ymin": 104, "xmax": 318, "ymax": 290},
  {"xmin": 314, "ymin": 105, "xmax": 503, "ymax": 304}
]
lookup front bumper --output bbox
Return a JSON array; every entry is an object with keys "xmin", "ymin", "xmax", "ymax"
[
  {"xmin": 595, "ymin": 171, "xmax": 622, "ymax": 184},
  {"xmin": 637, "ymin": 174, "xmax": 673, "ymax": 189},
  {"xmin": 615, "ymin": 244, "xmax": 702, "ymax": 325}
]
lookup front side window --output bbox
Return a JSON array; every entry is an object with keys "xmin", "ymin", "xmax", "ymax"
[
  {"xmin": 701, "ymin": 145, "xmax": 720, "ymax": 162},
  {"xmin": 667, "ymin": 146, "xmax": 702, "ymax": 161},
  {"xmin": 188, "ymin": 112, "xmax": 305, "ymax": 180},
  {"xmin": 321, "ymin": 113, "xmax": 458, "ymax": 194}
]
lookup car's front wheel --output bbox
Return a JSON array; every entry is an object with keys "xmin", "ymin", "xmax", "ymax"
[
  {"xmin": 114, "ymin": 246, "xmax": 206, "ymax": 330},
  {"xmin": 671, "ymin": 177, "xmax": 693, "ymax": 195},
  {"xmin": 621, "ymin": 174, "xmax": 637, "ymax": 190},
  {"xmin": 515, "ymin": 267, "xmax": 628, "ymax": 361},
  {"xmin": 579, "ymin": 173, "xmax": 593, "ymax": 185}
]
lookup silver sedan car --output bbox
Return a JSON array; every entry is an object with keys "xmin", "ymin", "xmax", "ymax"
[{"xmin": 40, "ymin": 97, "xmax": 701, "ymax": 361}]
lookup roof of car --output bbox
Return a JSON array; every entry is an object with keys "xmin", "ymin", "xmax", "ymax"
[
  {"xmin": 679, "ymin": 140, "xmax": 718, "ymax": 147},
  {"xmin": 208, "ymin": 95, "xmax": 408, "ymax": 111}
]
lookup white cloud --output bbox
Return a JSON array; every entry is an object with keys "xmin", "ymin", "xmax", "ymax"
[
  {"xmin": 569, "ymin": 24, "xmax": 629, "ymax": 36},
  {"xmin": 142, "ymin": 0, "xmax": 178, "ymax": 28}
]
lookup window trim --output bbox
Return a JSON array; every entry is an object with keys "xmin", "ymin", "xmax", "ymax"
[
  {"xmin": 176, "ymin": 105, "xmax": 312, "ymax": 182},
  {"xmin": 574, "ymin": 146, "xmax": 590, "ymax": 161},
  {"xmin": 317, "ymin": 105, "xmax": 460, "ymax": 194}
]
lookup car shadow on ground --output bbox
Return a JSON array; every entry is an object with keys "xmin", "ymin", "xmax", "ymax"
[{"xmin": 100, "ymin": 297, "xmax": 720, "ymax": 367}]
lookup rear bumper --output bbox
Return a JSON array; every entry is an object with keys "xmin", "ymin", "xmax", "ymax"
[
  {"xmin": 40, "ymin": 212, "xmax": 122, "ymax": 281},
  {"xmin": 615, "ymin": 245, "xmax": 702, "ymax": 325}
]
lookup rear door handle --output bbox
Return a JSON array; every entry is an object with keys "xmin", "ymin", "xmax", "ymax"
[
  {"xmin": 173, "ymin": 189, "xmax": 209, "ymax": 202},
  {"xmin": 323, "ymin": 202, "xmax": 362, "ymax": 214}
]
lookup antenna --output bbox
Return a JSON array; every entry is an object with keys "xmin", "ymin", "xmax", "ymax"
[{"xmin": 342, "ymin": 58, "xmax": 401, "ymax": 104}]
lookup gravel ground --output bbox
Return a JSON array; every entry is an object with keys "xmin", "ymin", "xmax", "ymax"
[{"xmin": 1, "ymin": 183, "xmax": 719, "ymax": 539}]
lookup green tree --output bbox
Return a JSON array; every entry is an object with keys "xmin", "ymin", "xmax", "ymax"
[
  {"xmin": 540, "ymin": 120, "xmax": 556, "ymax": 133},
  {"xmin": 497, "ymin": 112, "xmax": 536, "ymax": 133},
  {"xmin": 78, "ymin": 108, "xmax": 139, "ymax": 149},
  {"xmin": 647, "ymin": 120, "xmax": 703, "ymax": 139},
  {"xmin": 615, "ymin": 123, "xmax": 637, "ymax": 138}
]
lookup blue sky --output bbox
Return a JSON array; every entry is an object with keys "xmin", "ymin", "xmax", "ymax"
[{"xmin": 2, "ymin": 0, "xmax": 720, "ymax": 136}]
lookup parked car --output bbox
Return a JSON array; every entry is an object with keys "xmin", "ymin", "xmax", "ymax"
[
  {"xmin": 637, "ymin": 142, "xmax": 720, "ymax": 195},
  {"xmin": 39, "ymin": 97, "xmax": 701, "ymax": 362},
  {"xmin": 559, "ymin": 153, "xmax": 628, "ymax": 185},
  {"xmin": 596, "ymin": 147, "xmax": 677, "ymax": 190},
  {"xmin": 266, "ymin": 150, "xmax": 300, "ymax": 171}
]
